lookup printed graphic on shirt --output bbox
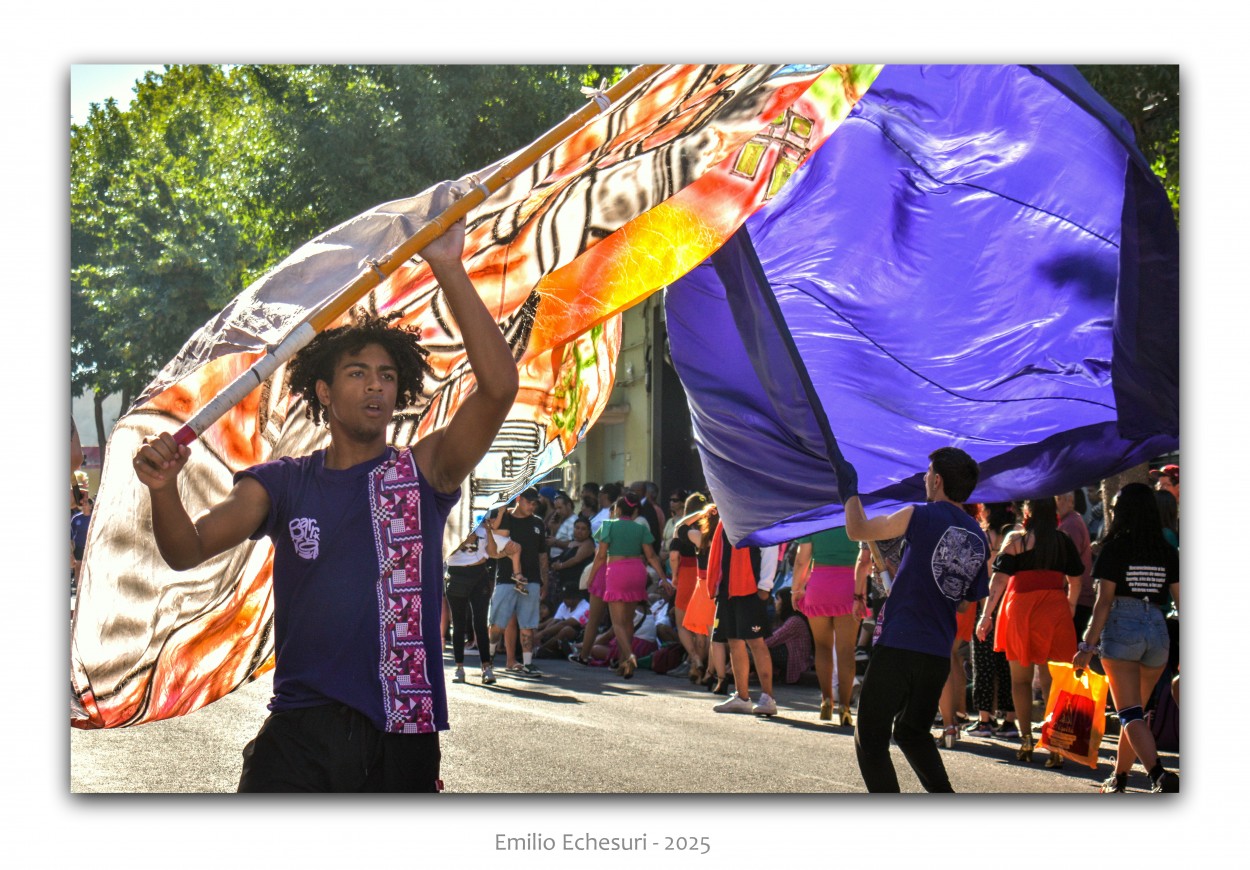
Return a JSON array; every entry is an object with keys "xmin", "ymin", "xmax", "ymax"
[
  {"xmin": 288, "ymin": 517, "xmax": 320, "ymax": 560},
  {"xmin": 1124, "ymin": 564, "xmax": 1168, "ymax": 597},
  {"xmin": 930, "ymin": 526, "xmax": 986, "ymax": 599}
]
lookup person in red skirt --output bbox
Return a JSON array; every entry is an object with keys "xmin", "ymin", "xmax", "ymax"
[{"xmin": 976, "ymin": 497, "xmax": 1084, "ymax": 767}]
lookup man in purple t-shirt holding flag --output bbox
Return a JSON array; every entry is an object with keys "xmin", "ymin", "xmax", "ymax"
[
  {"xmin": 131, "ymin": 209, "xmax": 518, "ymax": 792},
  {"xmin": 844, "ymin": 446, "xmax": 991, "ymax": 792}
]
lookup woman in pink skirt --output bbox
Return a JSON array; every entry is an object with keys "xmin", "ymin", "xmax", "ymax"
[
  {"xmin": 792, "ymin": 525, "xmax": 866, "ymax": 726},
  {"xmin": 585, "ymin": 495, "xmax": 668, "ymax": 678}
]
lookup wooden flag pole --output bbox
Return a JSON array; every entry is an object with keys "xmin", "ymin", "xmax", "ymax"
[
  {"xmin": 866, "ymin": 540, "xmax": 892, "ymax": 593},
  {"xmin": 173, "ymin": 63, "xmax": 666, "ymax": 447}
]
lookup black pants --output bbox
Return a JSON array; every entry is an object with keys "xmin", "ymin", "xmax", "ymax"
[
  {"xmin": 237, "ymin": 704, "xmax": 441, "ymax": 792},
  {"xmin": 970, "ymin": 632, "xmax": 1013, "ymax": 714},
  {"xmin": 854, "ymin": 645, "xmax": 954, "ymax": 793},
  {"xmin": 1073, "ymin": 604, "xmax": 1093, "ymax": 639},
  {"xmin": 446, "ymin": 567, "xmax": 492, "ymax": 666}
]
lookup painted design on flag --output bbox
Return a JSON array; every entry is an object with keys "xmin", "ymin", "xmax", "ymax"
[{"xmin": 72, "ymin": 64, "xmax": 880, "ymax": 728}]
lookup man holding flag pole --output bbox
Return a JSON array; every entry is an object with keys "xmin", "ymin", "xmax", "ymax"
[{"xmin": 131, "ymin": 207, "xmax": 518, "ymax": 792}]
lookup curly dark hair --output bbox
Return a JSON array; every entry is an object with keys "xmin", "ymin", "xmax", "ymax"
[{"xmin": 286, "ymin": 314, "xmax": 430, "ymax": 426}]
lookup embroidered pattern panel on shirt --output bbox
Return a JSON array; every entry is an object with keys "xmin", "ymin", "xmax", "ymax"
[{"xmin": 369, "ymin": 449, "xmax": 435, "ymax": 734}]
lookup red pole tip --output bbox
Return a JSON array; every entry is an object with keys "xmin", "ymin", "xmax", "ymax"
[{"xmin": 172, "ymin": 425, "xmax": 197, "ymax": 447}]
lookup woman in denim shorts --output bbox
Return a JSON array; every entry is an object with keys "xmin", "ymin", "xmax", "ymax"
[{"xmin": 1072, "ymin": 483, "xmax": 1180, "ymax": 793}]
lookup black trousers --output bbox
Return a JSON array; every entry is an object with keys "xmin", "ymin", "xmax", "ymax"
[
  {"xmin": 237, "ymin": 704, "xmax": 441, "ymax": 793},
  {"xmin": 1073, "ymin": 603, "xmax": 1094, "ymax": 639},
  {"xmin": 854, "ymin": 645, "xmax": 954, "ymax": 793},
  {"xmin": 970, "ymin": 632, "xmax": 1014, "ymax": 714},
  {"xmin": 446, "ymin": 567, "xmax": 493, "ymax": 666}
]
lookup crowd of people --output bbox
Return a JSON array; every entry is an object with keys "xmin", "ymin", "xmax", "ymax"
[
  {"xmin": 443, "ymin": 462, "xmax": 1181, "ymax": 794},
  {"xmin": 112, "ymin": 222, "xmax": 1178, "ymax": 794}
]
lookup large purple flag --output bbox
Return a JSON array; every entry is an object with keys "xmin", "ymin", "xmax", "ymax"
[{"xmin": 666, "ymin": 65, "xmax": 1179, "ymax": 546}]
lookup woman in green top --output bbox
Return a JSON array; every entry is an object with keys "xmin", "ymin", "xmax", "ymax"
[
  {"xmin": 792, "ymin": 526, "xmax": 866, "ymax": 726},
  {"xmin": 586, "ymin": 495, "xmax": 668, "ymax": 678}
]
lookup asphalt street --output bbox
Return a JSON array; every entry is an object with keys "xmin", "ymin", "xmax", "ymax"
[{"xmin": 69, "ymin": 651, "xmax": 1175, "ymax": 794}]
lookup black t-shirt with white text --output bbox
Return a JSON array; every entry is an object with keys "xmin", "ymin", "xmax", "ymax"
[{"xmin": 1091, "ymin": 537, "xmax": 1178, "ymax": 608}]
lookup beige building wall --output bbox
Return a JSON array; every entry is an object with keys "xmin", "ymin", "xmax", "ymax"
[{"xmin": 565, "ymin": 299, "xmax": 659, "ymax": 492}]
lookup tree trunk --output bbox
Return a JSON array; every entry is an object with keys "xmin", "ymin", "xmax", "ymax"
[{"xmin": 93, "ymin": 391, "xmax": 107, "ymax": 457}]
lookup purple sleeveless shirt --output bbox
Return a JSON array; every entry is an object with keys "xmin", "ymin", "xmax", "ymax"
[{"xmin": 237, "ymin": 447, "xmax": 459, "ymax": 734}]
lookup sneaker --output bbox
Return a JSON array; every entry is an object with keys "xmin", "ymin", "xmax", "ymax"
[
  {"xmin": 452, "ymin": 665, "xmax": 466, "ymax": 683},
  {"xmin": 993, "ymin": 720, "xmax": 1020, "ymax": 739},
  {"xmin": 1100, "ymin": 772, "xmax": 1128, "ymax": 793},
  {"xmin": 1150, "ymin": 770, "xmax": 1179, "ymax": 793},
  {"xmin": 521, "ymin": 663, "xmax": 544, "ymax": 677},
  {"xmin": 714, "ymin": 695, "xmax": 755, "ymax": 714},
  {"xmin": 482, "ymin": 666, "xmax": 496, "ymax": 685},
  {"xmin": 966, "ymin": 719, "xmax": 996, "ymax": 738},
  {"xmin": 752, "ymin": 693, "xmax": 778, "ymax": 716}
]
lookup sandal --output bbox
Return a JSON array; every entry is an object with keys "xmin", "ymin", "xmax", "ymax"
[
  {"xmin": 1017, "ymin": 732, "xmax": 1035, "ymax": 762},
  {"xmin": 512, "ymin": 573, "xmax": 529, "ymax": 595},
  {"xmin": 619, "ymin": 655, "xmax": 637, "ymax": 679}
]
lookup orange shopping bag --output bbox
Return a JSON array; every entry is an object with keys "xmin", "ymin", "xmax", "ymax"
[
  {"xmin": 1038, "ymin": 661, "xmax": 1110, "ymax": 768},
  {"xmin": 682, "ymin": 576, "xmax": 716, "ymax": 637}
]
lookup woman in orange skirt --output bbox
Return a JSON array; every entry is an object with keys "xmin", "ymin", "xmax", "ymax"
[
  {"xmin": 975, "ymin": 497, "xmax": 1083, "ymax": 766},
  {"xmin": 669, "ymin": 493, "xmax": 709, "ymax": 683}
]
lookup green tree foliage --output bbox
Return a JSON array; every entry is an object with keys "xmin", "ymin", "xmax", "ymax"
[
  {"xmin": 1077, "ymin": 64, "xmax": 1179, "ymax": 219},
  {"xmin": 71, "ymin": 64, "xmax": 624, "ymax": 446}
]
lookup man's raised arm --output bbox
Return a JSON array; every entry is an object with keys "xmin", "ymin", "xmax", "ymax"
[
  {"xmin": 843, "ymin": 495, "xmax": 913, "ymax": 543},
  {"xmin": 413, "ymin": 216, "xmax": 519, "ymax": 494}
]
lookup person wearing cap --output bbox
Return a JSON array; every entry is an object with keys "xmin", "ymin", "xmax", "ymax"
[
  {"xmin": 1150, "ymin": 464, "xmax": 1179, "ymax": 506},
  {"xmin": 532, "ymin": 484, "xmax": 557, "ymax": 526},
  {"xmin": 485, "ymin": 487, "xmax": 550, "ymax": 677}
]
